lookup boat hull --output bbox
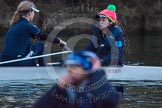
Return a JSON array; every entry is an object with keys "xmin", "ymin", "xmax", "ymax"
[{"xmin": 0, "ymin": 65, "xmax": 162, "ymax": 81}]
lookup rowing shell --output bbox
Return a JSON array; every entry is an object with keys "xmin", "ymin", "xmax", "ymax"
[{"xmin": 0, "ymin": 65, "xmax": 161, "ymax": 81}]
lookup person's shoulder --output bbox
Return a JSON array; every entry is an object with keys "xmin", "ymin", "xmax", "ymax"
[
  {"xmin": 91, "ymin": 24, "xmax": 102, "ymax": 36},
  {"xmin": 32, "ymin": 83, "xmax": 62, "ymax": 108},
  {"xmin": 89, "ymin": 69, "xmax": 118, "ymax": 92},
  {"xmin": 90, "ymin": 69, "xmax": 106, "ymax": 81},
  {"xmin": 88, "ymin": 69, "xmax": 120, "ymax": 107},
  {"xmin": 24, "ymin": 23, "xmax": 40, "ymax": 33},
  {"xmin": 115, "ymin": 25, "xmax": 123, "ymax": 32},
  {"xmin": 110, "ymin": 24, "xmax": 124, "ymax": 37},
  {"xmin": 25, "ymin": 22, "xmax": 37, "ymax": 28}
]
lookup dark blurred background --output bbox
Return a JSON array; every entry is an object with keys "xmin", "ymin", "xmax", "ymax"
[{"xmin": 0, "ymin": 0, "xmax": 162, "ymax": 66}]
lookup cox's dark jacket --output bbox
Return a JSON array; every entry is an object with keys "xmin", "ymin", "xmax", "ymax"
[{"xmin": 86, "ymin": 24, "xmax": 124, "ymax": 66}]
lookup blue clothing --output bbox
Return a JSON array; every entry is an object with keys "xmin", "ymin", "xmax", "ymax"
[
  {"xmin": 86, "ymin": 24, "xmax": 124, "ymax": 66},
  {"xmin": 2, "ymin": 18, "xmax": 39, "ymax": 58},
  {"xmin": 0, "ymin": 17, "xmax": 60, "ymax": 66},
  {"xmin": 32, "ymin": 69, "xmax": 120, "ymax": 108}
]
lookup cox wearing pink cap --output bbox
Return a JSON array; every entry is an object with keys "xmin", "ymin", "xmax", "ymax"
[{"xmin": 86, "ymin": 4, "xmax": 124, "ymax": 66}]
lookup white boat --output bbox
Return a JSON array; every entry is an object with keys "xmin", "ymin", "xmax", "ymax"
[
  {"xmin": 0, "ymin": 65, "xmax": 162, "ymax": 81},
  {"xmin": 0, "ymin": 51, "xmax": 161, "ymax": 81}
]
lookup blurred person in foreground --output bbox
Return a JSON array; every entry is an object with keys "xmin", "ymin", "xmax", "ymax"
[
  {"xmin": 86, "ymin": 4, "xmax": 124, "ymax": 66},
  {"xmin": 33, "ymin": 51, "xmax": 120, "ymax": 108}
]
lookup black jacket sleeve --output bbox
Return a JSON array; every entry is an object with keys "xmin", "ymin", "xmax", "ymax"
[
  {"xmin": 28, "ymin": 24, "xmax": 60, "ymax": 44},
  {"xmin": 36, "ymin": 31, "xmax": 61, "ymax": 44}
]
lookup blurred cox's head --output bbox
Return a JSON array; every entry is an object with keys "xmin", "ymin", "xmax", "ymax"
[{"xmin": 64, "ymin": 51, "xmax": 101, "ymax": 84}]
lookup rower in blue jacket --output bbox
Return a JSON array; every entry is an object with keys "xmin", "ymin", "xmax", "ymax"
[
  {"xmin": 86, "ymin": 4, "xmax": 124, "ymax": 66},
  {"xmin": 0, "ymin": 0, "xmax": 66, "ymax": 66}
]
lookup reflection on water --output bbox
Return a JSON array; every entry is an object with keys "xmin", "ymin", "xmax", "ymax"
[
  {"xmin": 0, "ymin": 79, "xmax": 162, "ymax": 108},
  {"xmin": 111, "ymin": 81, "xmax": 162, "ymax": 108}
]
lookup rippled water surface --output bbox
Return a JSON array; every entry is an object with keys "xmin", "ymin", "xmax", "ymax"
[{"xmin": 0, "ymin": 79, "xmax": 162, "ymax": 108}]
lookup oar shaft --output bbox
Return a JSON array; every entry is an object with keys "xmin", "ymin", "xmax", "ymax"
[
  {"xmin": 0, "ymin": 51, "xmax": 72, "ymax": 65},
  {"xmin": 64, "ymin": 45, "xmax": 73, "ymax": 51}
]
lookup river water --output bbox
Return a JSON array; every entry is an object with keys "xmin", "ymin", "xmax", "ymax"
[{"xmin": 0, "ymin": 79, "xmax": 162, "ymax": 108}]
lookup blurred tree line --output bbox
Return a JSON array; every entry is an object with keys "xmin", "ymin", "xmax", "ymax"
[{"xmin": 0, "ymin": 0, "xmax": 162, "ymax": 66}]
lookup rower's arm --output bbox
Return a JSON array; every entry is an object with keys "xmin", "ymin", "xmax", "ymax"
[
  {"xmin": 109, "ymin": 25, "xmax": 125, "ymax": 48},
  {"xmin": 36, "ymin": 31, "xmax": 61, "ymax": 44},
  {"xmin": 28, "ymin": 24, "xmax": 62, "ymax": 44}
]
